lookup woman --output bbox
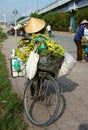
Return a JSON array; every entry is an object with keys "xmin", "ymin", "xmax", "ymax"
[
  {"xmin": 25, "ymin": 17, "xmax": 49, "ymax": 36},
  {"xmin": 74, "ymin": 19, "xmax": 88, "ymax": 61},
  {"xmin": 19, "ymin": 17, "xmax": 49, "ymax": 47},
  {"xmin": 23, "ymin": 17, "xmax": 49, "ymax": 96}
]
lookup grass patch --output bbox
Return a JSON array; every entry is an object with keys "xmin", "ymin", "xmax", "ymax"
[
  {"xmin": 0, "ymin": 29, "xmax": 27, "ymax": 130},
  {"xmin": 0, "ymin": 52, "xmax": 27, "ymax": 130},
  {"xmin": 0, "ymin": 27, "xmax": 7, "ymax": 49}
]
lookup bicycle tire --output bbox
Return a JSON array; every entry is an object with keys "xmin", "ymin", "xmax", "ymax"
[{"xmin": 23, "ymin": 74, "xmax": 61, "ymax": 127}]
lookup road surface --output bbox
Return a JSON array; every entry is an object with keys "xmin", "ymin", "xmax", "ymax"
[{"xmin": 1, "ymin": 31, "xmax": 88, "ymax": 130}]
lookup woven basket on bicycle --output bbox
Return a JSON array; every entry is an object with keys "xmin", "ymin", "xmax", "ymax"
[{"xmin": 38, "ymin": 50, "xmax": 64, "ymax": 76}]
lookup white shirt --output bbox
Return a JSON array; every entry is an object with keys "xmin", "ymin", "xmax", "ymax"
[
  {"xmin": 47, "ymin": 25, "xmax": 51, "ymax": 31},
  {"xmin": 84, "ymin": 27, "xmax": 88, "ymax": 40}
]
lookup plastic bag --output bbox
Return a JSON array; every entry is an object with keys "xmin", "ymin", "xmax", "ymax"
[
  {"xmin": 58, "ymin": 51, "xmax": 76, "ymax": 77},
  {"xmin": 13, "ymin": 58, "xmax": 21, "ymax": 72},
  {"xmin": 26, "ymin": 51, "xmax": 39, "ymax": 80},
  {"xmin": 11, "ymin": 49, "xmax": 15, "ymax": 58},
  {"xmin": 84, "ymin": 27, "xmax": 88, "ymax": 40}
]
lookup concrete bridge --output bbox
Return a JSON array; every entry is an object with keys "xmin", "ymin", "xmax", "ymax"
[{"xmin": 38, "ymin": 0, "xmax": 88, "ymax": 14}]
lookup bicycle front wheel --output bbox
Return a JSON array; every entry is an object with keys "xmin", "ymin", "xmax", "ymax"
[{"xmin": 24, "ymin": 74, "xmax": 60, "ymax": 127}]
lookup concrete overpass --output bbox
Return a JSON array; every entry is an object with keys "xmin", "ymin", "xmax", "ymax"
[{"xmin": 38, "ymin": 0, "xmax": 88, "ymax": 14}]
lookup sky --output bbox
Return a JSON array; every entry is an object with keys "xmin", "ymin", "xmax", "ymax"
[{"xmin": 0, "ymin": 0, "xmax": 57, "ymax": 22}]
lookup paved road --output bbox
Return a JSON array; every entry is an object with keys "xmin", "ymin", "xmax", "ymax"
[
  {"xmin": 51, "ymin": 32, "xmax": 76, "ymax": 57},
  {"xmin": 1, "ymin": 32, "xmax": 88, "ymax": 130}
]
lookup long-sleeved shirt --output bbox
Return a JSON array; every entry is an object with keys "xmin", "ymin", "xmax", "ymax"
[{"xmin": 74, "ymin": 24, "xmax": 85, "ymax": 42}]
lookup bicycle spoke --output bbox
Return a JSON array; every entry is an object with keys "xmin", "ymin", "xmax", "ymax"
[{"xmin": 24, "ymin": 74, "xmax": 60, "ymax": 127}]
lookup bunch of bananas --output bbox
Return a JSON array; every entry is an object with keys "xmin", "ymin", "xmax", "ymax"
[
  {"xmin": 15, "ymin": 48, "xmax": 28, "ymax": 62},
  {"xmin": 46, "ymin": 39, "xmax": 64, "ymax": 56},
  {"xmin": 24, "ymin": 43, "xmax": 34, "ymax": 54},
  {"xmin": 31, "ymin": 33, "xmax": 64, "ymax": 56},
  {"xmin": 15, "ymin": 33, "xmax": 64, "ymax": 62},
  {"xmin": 81, "ymin": 37, "xmax": 88, "ymax": 44},
  {"xmin": 15, "ymin": 43, "xmax": 34, "ymax": 62}
]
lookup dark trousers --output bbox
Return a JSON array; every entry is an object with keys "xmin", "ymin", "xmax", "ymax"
[{"xmin": 74, "ymin": 40, "xmax": 82, "ymax": 60}]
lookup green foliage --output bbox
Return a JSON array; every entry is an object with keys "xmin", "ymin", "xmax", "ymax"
[
  {"xmin": 57, "ymin": 13, "xmax": 70, "ymax": 31},
  {"xmin": 43, "ymin": 11, "xmax": 55, "ymax": 24},
  {"xmin": 0, "ymin": 52, "xmax": 27, "ymax": 130},
  {"xmin": 43, "ymin": 11, "xmax": 70, "ymax": 31},
  {"xmin": 27, "ymin": 11, "xmax": 71, "ymax": 31},
  {"xmin": 42, "ymin": 7, "xmax": 88, "ymax": 32},
  {"xmin": 0, "ymin": 27, "xmax": 7, "ymax": 44},
  {"xmin": 43, "ymin": 12, "xmax": 59, "ymax": 30},
  {"xmin": 74, "ymin": 7, "xmax": 88, "ymax": 26},
  {"xmin": 17, "ymin": 7, "xmax": 88, "ymax": 32},
  {"xmin": 30, "ymin": 12, "xmax": 43, "ymax": 19}
]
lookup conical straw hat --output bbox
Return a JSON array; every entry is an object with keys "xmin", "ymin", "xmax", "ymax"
[
  {"xmin": 25, "ymin": 17, "xmax": 46, "ymax": 33},
  {"xmin": 80, "ymin": 19, "xmax": 88, "ymax": 24}
]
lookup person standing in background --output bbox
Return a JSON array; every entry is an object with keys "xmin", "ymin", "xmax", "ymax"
[
  {"xmin": 74, "ymin": 19, "xmax": 88, "ymax": 61},
  {"xmin": 47, "ymin": 24, "xmax": 51, "ymax": 36}
]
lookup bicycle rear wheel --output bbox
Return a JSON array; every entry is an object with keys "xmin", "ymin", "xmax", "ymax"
[{"xmin": 24, "ymin": 74, "xmax": 60, "ymax": 127}]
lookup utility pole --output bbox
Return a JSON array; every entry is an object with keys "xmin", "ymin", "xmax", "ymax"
[
  {"xmin": 37, "ymin": 0, "xmax": 39, "ymax": 12},
  {"xmin": 3, "ymin": 14, "xmax": 6, "ymax": 25},
  {"xmin": 13, "ymin": 9, "xmax": 18, "ymax": 36}
]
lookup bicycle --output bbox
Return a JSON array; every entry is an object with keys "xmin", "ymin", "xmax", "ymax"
[{"xmin": 23, "ymin": 54, "xmax": 64, "ymax": 127}]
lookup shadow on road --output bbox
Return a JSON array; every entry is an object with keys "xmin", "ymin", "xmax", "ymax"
[
  {"xmin": 57, "ymin": 76, "xmax": 78, "ymax": 93},
  {"xmin": 78, "ymin": 124, "xmax": 88, "ymax": 130},
  {"xmin": 47, "ymin": 76, "xmax": 78, "ymax": 126},
  {"xmin": 50, "ymin": 94, "xmax": 66, "ymax": 125}
]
